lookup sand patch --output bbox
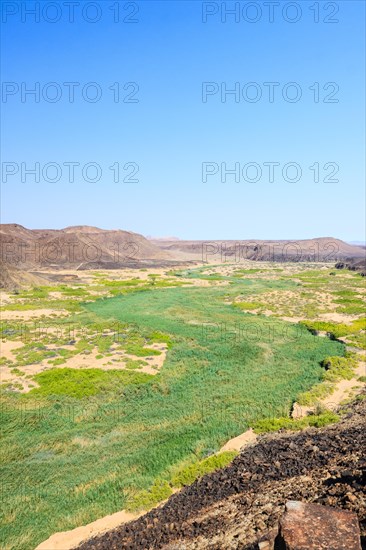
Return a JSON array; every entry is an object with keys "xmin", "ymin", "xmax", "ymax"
[
  {"xmin": 219, "ymin": 428, "xmax": 257, "ymax": 452},
  {"xmin": 48, "ymin": 291, "xmax": 64, "ymax": 299},
  {"xmin": 0, "ymin": 339, "xmax": 168, "ymax": 393},
  {"xmin": 35, "ymin": 509, "xmax": 142, "ymax": 550},
  {"xmin": 0, "ymin": 339, "xmax": 24, "ymax": 360},
  {"xmin": 0, "ymin": 291, "xmax": 13, "ymax": 305},
  {"xmin": 317, "ymin": 312, "xmax": 362, "ymax": 323},
  {"xmin": 292, "ymin": 353, "xmax": 366, "ymax": 419}
]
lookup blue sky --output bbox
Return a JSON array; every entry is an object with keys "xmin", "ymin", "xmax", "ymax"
[{"xmin": 1, "ymin": 0, "xmax": 365, "ymax": 240}]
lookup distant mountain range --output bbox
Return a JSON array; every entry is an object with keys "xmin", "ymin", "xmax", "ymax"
[
  {"xmin": 348, "ymin": 241, "xmax": 366, "ymax": 248},
  {"xmin": 149, "ymin": 236, "xmax": 365, "ymax": 263},
  {"xmin": 146, "ymin": 236, "xmax": 181, "ymax": 242},
  {"xmin": 1, "ymin": 224, "xmax": 365, "ymax": 288}
]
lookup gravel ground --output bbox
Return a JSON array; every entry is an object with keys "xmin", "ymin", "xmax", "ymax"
[{"xmin": 78, "ymin": 395, "xmax": 366, "ymax": 550}]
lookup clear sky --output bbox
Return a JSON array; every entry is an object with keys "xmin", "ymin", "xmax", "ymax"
[{"xmin": 1, "ymin": 0, "xmax": 365, "ymax": 240}]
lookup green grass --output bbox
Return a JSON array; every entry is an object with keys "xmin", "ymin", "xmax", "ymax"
[
  {"xmin": 322, "ymin": 355, "xmax": 357, "ymax": 382},
  {"xmin": 0, "ymin": 271, "xmax": 350, "ymax": 549},
  {"xmin": 127, "ymin": 480, "xmax": 173, "ymax": 512},
  {"xmin": 300, "ymin": 318, "xmax": 366, "ymax": 338},
  {"xmin": 127, "ymin": 451, "xmax": 237, "ymax": 511},
  {"xmin": 170, "ymin": 451, "xmax": 237, "ymax": 488},
  {"xmin": 233, "ymin": 301, "xmax": 264, "ymax": 311},
  {"xmin": 29, "ymin": 368, "xmax": 154, "ymax": 398},
  {"xmin": 252, "ymin": 411, "xmax": 340, "ymax": 433}
]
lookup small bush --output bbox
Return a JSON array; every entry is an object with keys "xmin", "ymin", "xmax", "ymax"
[
  {"xmin": 127, "ymin": 480, "xmax": 172, "ymax": 512},
  {"xmin": 252, "ymin": 411, "xmax": 340, "ymax": 433},
  {"xmin": 300, "ymin": 318, "xmax": 366, "ymax": 338},
  {"xmin": 171, "ymin": 451, "xmax": 237, "ymax": 488},
  {"xmin": 322, "ymin": 355, "xmax": 357, "ymax": 382},
  {"xmin": 234, "ymin": 301, "xmax": 263, "ymax": 311},
  {"xmin": 297, "ymin": 382, "xmax": 335, "ymax": 405}
]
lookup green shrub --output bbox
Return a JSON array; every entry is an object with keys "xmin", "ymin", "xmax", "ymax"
[
  {"xmin": 297, "ymin": 382, "xmax": 335, "ymax": 405},
  {"xmin": 233, "ymin": 301, "xmax": 263, "ymax": 311},
  {"xmin": 300, "ymin": 318, "xmax": 366, "ymax": 338},
  {"xmin": 297, "ymin": 355, "xmax": 358, "ymax": 406},
  {"xmin": 252, "ymin": 411, "xmax": 340, "ymax": 433},
  {"xmin": 322, "ymin": 355, "xmax": 357, "ymax": 382},
  {"xmin": 171, "ymin": 451, "xmax": 237, "ymax": 488},
  {"xmin": 127, "ymin": 480, "xmax": 172, "ymax": 512},
  {"xmin": 125, "ymin": 345, "xmax": 161, "ymax": 357}
]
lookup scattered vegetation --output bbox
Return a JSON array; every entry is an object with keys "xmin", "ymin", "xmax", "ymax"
[
  {"xmin": 127, "ymin": 451, "xmax": 237, "ymax": 511},
  {"xmin": 171, "ymin": 451, "xmax": 237, "ymax": 488},
  {"xmin": 322, "ymin": 355, "xmax": 358, "ymax": 382},
  {"xmin": 127, "ymin": 480, "xmax": 173, "ymax": 512},
  {"xmin": 233, "ymin": 301, "xmax": 264, "ymax": 311},
  {"xmin": 252, "ymin": 411, "xmax": 340, "ymax": 433}
]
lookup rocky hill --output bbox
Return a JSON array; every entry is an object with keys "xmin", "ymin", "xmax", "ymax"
[
  {"xmin": 0, "ymin": 224, "xmax": 174, "ymax": 271},
  {"xmin": 2, "ymin": 226, "xmax": 363, "ymax": 272},
  {"xmin": 0, "ymin": 259, "xmax": 49, "ymax": 289},
  {"xmin": 151, "ymin": 237, "xmax": 365, "ymax": 263},
  {"xmin": 77, "ymin": 395, "xmax": 366, "ymax": 550},
  {"xmin": 1, "ymin": 226, "xmax": 365, "ymax": 290}
]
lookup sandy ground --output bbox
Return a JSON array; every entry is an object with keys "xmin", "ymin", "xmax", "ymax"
[
  {"xmin": 0, "ymin": 291, "xmax": 13, "ymax": 305},
  {"xmin": 35, "ymin": 509, "xmax": 143, "ymax": 550},
  {"xmin": 0, "ymin": 341, "xmax": 168, "ymax": 392},
  {"xmin": 0, "ymin": 339, "xmax": 24, "ymax": 359},
  {"xmin": 219, "ymin": 428, "xmax": 257, "ymax": 452},
  {"xmin": 317, "ymin": 312, "xmax": 362, "ymax": 323},
  {"xmin": 292, "ymin": 353, "xmax": 366, "ymax": 419}
]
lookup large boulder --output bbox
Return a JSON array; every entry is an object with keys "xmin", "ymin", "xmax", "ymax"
[{"xmin": 274, "ymin": 501, "xmax": 361, "ymax": 550}]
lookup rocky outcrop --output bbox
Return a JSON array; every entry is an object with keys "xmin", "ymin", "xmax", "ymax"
[
  {"xmin": 274, "ymin": 501, "xmax": 361, "ymax": 549},
  {"xmin": 335, "ymin": 258, "xmax": 366, "ymax": 276}
]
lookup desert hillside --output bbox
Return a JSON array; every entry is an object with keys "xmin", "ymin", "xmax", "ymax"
[
  {"xmin": 1, "ymin": 225, "xmax": 364, "ymax": 276},
  {"xmin": 0, "ymin": 224, "xmax": 174, "ymax": 272},
  {"xmin": 0, "ymin": 260, "xmax": 49, "ymax": 290},
  {"xmin": 151, "ymin": 237, "xmax": 365, "ymax": 263}
]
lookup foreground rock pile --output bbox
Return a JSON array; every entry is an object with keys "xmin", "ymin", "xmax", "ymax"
[{"xmin": 78, "ymin": 396, "xmax": 366, "ymax": 550}]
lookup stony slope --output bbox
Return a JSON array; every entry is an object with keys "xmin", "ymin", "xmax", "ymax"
[
  {"xmin": 0, "ymin": 224, "xmax": 173, "ymax": 271},
  {"xmin": 78, "ymin": 396, "xmax": 366, "ymax": 550},
  {"xmin": 0, "ymin": 260, "xmax": 49, "ymax": 289},
  {"xmin": 151, "ymin": 237, "xmax": 365, "ymax": 263}
]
